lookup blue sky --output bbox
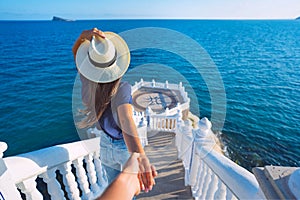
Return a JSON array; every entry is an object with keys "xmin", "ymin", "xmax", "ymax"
[{"xmin": 0, "ymin": 0, "xmax": 299, "ymax": 20}]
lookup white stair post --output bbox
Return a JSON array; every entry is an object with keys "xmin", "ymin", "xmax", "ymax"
[
  {"xmin": 0, "ymin": 142, "xmax": 22, "ymax": 200},
  {"xmin": 145, "ymin": 107, "xmax": 152, "ymax": 131},
  {"xmin": 59, "ymin": 162, "xmax": 81, "ymax": 200},
  {"xmin": 140, "ymin": 78, "xmax": 144, "ymax": 86},
  {"xmin": 176, "ymin": 104, "xmax": 183, "ymax": 131},
  {"xmin": 17, "ymin": 177, "xmax": 43, "ymax": 200},
  {"xmin": 85, "ymin": 154, "xmax": 101, "ymax": 194},
  {"xmin": 165, "ymin": 80, "xmax": 169, "ymax": 88},
  {"xmin": 40, "ymin": 168, "xmax": 65, "ymax": 200},
  {"xmin": 152, "ymin": 79, "xmax": 155, "ymax": 87},
  {"xmin": 73, "ymin": 157, "xmax": 92, "ymax": 199},
  {"xmin": 93, "ymin": 151, "xmax": 108, "ymax": 190}
]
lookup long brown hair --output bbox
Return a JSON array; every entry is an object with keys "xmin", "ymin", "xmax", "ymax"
[{"xmin": 77, "ymin": 75, "xmax": 121, "ymax": 129}]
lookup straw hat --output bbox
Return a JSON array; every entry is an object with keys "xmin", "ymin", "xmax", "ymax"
[{"xmin": 76, "ymin": 32, "xmax": 130, "ymax": 83}]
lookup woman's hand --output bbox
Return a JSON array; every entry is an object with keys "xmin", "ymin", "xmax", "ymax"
[
  {"xmin": 97, "ymin": 153, "xmax": 142, "ymax": 200},
  {"xmin": 72, "ymin": 28, "xmax": 105, "ymax": 58},
  {"xmin": 137, "ymin": 154, "xmax": 158, "ymax": 192},
  {"xmin": 79, "ymin": 28, "xmax": 105, "ymax": 41},
  {"xmin": 123, "ymin": 153, "xmax": 158, "ymax": 194}
]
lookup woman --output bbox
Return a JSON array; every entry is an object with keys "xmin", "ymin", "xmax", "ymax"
[{"xmin": 72, "ymin": 28, "xmax": 157, "ymax": 193}]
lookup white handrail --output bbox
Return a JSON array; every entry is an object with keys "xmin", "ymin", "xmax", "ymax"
[
  {"xmin": 194, "ymin": 146, "xmax": 264, "ymax": 199},
  {"xmin": 2, "ymin": 138, "xmax": 108, "ymax": 199},
  {"xmin": 175, "ymin": 117, "xmax": 265, "ymax": 200}
]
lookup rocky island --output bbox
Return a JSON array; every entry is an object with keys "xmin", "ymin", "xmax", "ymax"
[{"xmin": 52, "ymin": 16, "xmax": 74, "ymax": 22}]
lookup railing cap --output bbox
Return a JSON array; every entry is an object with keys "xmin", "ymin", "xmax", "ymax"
[
  {"xmin": 198, "ymin": 117, "xmax": 212, "ymax": 130},
  {"xmin": 0, "ymin": 142, "xmax": 8, "ymax": 157}
]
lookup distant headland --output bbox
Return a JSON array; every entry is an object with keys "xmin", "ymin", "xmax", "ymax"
[
  {"xmin": 52, "ymin": 16, "xmax": 74, "ymax": 22},
  {"xmin": 296, "ymin": 16, "xmax": 300, "ymax": 20}
]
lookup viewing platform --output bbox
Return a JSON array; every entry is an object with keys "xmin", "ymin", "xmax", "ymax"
[{"xmin": 0, "ymin": 80, "xmax": 299, "ymax": 200}]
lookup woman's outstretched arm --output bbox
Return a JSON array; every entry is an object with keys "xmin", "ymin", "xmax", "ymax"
[{"xmin": 118, "ymin": 104, "xmax": 158, "ymax": 192}]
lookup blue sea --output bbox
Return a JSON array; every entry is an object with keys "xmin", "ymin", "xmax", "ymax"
[{"xmin": 0, "ymin": 20, "xmax": 299, "ymax": 170}]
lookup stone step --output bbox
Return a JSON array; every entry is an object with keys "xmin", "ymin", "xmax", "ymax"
[{"xmin": 137, "ymin": 131, "xmax": 193, "ymax": 200}]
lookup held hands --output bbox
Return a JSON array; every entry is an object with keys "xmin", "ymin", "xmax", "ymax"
[
  {"xmin": 137, "ymin": 154, "xmax": 157, "ymax": 192},
  {"xmin": 122, "ymin": 153, "xmax": 158, "ymax": 195}
]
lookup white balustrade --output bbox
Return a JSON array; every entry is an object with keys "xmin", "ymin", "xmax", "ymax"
[
  {"xmin": 175, "ymin": 118, "xmax": 265, "ymax": 200},
  {"xmin": 2, "ymin": 137, "xmax": 108, "ymax": 199},
  {"xmin": 148, "ymin": 114, "xmax": 177, "ymax": 132}
]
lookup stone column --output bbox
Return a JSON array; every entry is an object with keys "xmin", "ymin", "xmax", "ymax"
[{"xmin": 0, "ymin": 142, "xmax": 22, "ymax": 200}]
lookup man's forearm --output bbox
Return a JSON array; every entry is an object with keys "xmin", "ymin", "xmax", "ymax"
[{"xmin": 96, "ymin": 172, "xmax": 138, "ymax": 200}]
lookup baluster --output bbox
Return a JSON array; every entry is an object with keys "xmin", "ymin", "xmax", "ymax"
[
  {"xmin": 93, "ymin": 151, "xmax": 108, "ymax": 191},
  {"xmin": 171, "ymin": 119, "xmax": 174, "ymax": 130},
  {"xmin": 59, "ymin": 162, "xmax": 81, "ymax": 200},
  {"xmin": 189, "ymin": 151, "xmax": 200, "ymax": 186},
  {"xmin": 159, "ymin": 118, "xmax": 162, "ymax": 130},
  {"xmin": 85, "ymin": 154, "xmax": 101, "ymax": 194},
  {"xmin": 195, "ymin": 162, "xmax": 207, "ymax": 198},
  {"xmin": 40, "ymin": 169, "xmax": 65, "ymax": 200},
  {"xmin": 175, "ymin": 130, "xmax": 182, "ymax": 156},
  {"xmin": 198, "ymin": 165, "xmax": 212, "ymax": 199},
  {"xmin": 140, "ymin": 78, "xmax": 144, "ymax": 86},
  {"xmin": 160, "ymin": 118, "xmax": 163, "ymax": 130},
  {"xmin": 151, "ymin": 117, "xmax": 154, "ymax": 130},
  {"xmin": 192, "ymin": 160, "xmax": 203, "ymax": 197},
  {"xmin": 73, "ymin": 157, "xmax": 92, "ymax": 199},
  {"xmin": 214, "ymin": 179, "xmax": 226, "ymax": 199},
  {"xmin": 17, "ymin": 177, "xmax": 43, "ymax": 200},
  {"xmin": 205, "ymin": 172, "xmax": 218, "ymax": 199},
  {"xmin": 150, "ymin": 117, "xmax": 154, "ymax": 130},
  {"xmin": 174, "ymin": 119, "xmax": 177, "ymax": 131},
  {"xmin": 176, "ymin": 106, "xmax": 183, "ymax": 132}
]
